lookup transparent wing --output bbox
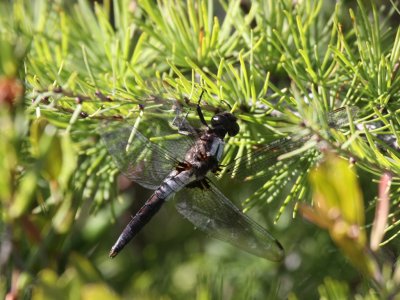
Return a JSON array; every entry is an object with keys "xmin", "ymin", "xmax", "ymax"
[
  {"xmin": 175, "ymin": 181, "xmax": 284, "ymax": 261},
  {"xmin": 101, "ymin": 121, "xmax": 194, "ymax": 189},
  {"xmin": 221, "ymin": 136, "xmax": 307, "ymax": 181},
  {"xmin": 221, "ymin": 106, "xmax": 359, "ymax": 181},
  {"xmin": 172, "ymin": 110, "xmax": 200, "ymax": 136}
]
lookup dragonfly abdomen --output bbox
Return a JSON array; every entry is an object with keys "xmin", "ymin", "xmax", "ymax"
[
  {"xmin": 109, "ymin": 193, "xmax": 165, "ymax": 258},
  {"xmin": 109, "ymin": 169, "xmax": 195, "ymax": 258},
  {"xmin": 157, "ymin": 169, "xmax": 195, "ymax": 200}
]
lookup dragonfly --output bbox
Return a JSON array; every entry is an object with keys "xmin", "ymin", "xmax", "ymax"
[
  {"xmin": 101, "ymin": 95, "xmax": 285, "ymax": 261},
  {"xmin": 102, "ymin": 95, "xmax": 357, "ymax": 261}
]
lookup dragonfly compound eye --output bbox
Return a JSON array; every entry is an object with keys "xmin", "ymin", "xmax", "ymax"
[{"xmin": 211, "ymin": 113, "xmax": 239, "ymax": 137}]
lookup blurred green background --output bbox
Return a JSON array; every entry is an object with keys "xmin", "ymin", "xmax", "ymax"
[{"xmin": 1, "ymin": 0, "xmax": 400, "ymax": 299}]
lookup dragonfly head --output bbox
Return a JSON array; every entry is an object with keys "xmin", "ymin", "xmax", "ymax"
[{"xmin": 211, "ymin": 112, "xmax": 240, "ymax": 138}]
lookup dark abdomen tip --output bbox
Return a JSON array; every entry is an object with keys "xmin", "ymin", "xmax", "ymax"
[{"xmin": 109, "ymin": 247, "xmax": 119, "ymax": 258}]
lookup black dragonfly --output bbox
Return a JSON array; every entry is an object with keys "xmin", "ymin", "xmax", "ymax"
[{"xmin": 101, "ymin": 95, "xmax": 285, "ymax": 261}]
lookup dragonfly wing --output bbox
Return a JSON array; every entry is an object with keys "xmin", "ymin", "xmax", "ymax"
[
  {"xmin": 221, "ymin": 106, "xmax": 359, "ymax": 182},
  {"xmin": 172, "ymin": 110, "xmax": 200, "ymax": 136},
  {"xmin": 175, "ymin": 181, "xmax": 284, "ymax": 261},
  {"xmin": 101, "ymin": 121, "xmax": 193, "ymax": 189},
  {"xmin": 222, "ymin": 136, "xmax": 307, "ymax": 181}
]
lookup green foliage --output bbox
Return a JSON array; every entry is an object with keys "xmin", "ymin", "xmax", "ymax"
[{"xmin": 1, "ymin": 0, "xmax": 400, "ymax": 299}]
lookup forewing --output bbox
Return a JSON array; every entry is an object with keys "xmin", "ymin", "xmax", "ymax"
[
  {"xmin": 175, "ymin": 182, "xmax": 284, "ymax": 261},
  {"xmin": 172, "ymin": 110, "xmax": 200, "ymax": 137},
  {"xmin": 101, "ymin": 121, "xmax": 193, "ymax": 189},
  {"xmin": 221, "ymin": 136, "xmax": 307, "ymax": 181},
  {"xmin": 221, "ymin": 106, "xmax": 359, "ymax": 181}
]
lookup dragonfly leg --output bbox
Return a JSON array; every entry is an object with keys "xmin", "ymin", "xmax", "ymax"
[{"xmin": 196, "ymin": 90, "xmax": 209, "ymax": 128}]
